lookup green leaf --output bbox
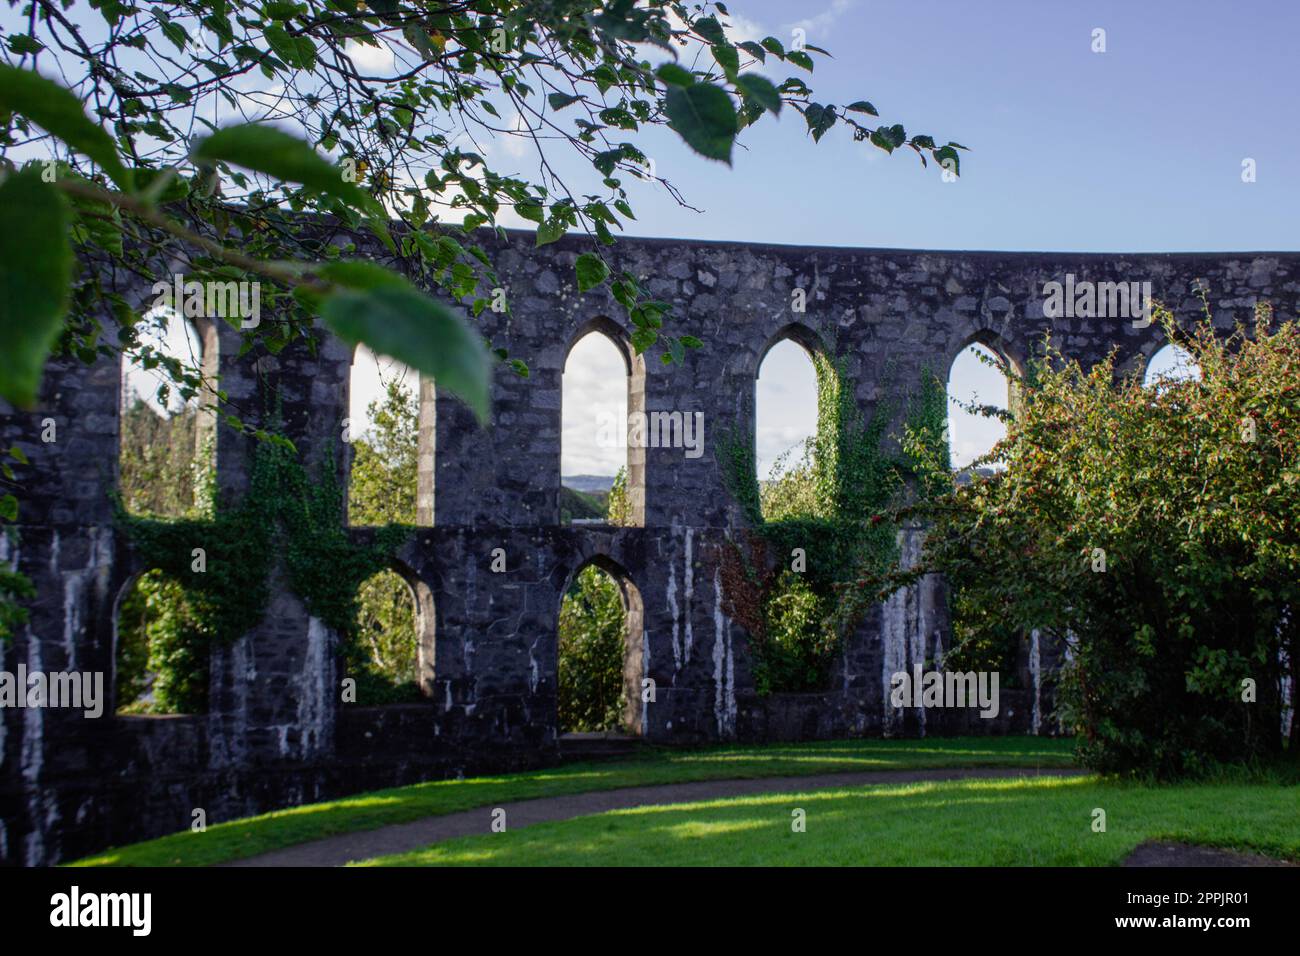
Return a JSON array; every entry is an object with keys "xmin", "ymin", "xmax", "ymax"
[
  {"xmin": 712, "ymin": 43, "xmax": 739, "ymax": 78},
  {"xmin": 321, "ymin": 284, "xmax": 491, "ymax": 424},
  {"xmin": 593, "ymin": 149, "xmax": 624, "ymax": 176},
  {"xmin": 787, "ymin": 50, "xmax": 815, "ymax": 72},
  {"xmin": 317, "ymin": 260, "xmax": 407, "ymax": 291},
  {"xmin": 575, "ymin": 253, "xmax": 610, "ymax": 292},
  {"xmin": 664, "ymin": 83, "xmax": 737, "ymax": 164},
  {"xmin": 264, "ymin": 25, "xmax": 316, "ymax": 69},
  {"xmin": 0, "ymin": 169, "xmax": 71, "ymax": 407},
  {"xmin": 737, "ymin": 41, "xmax": 766, "ymax": 63},
  {"xmin": 667, "ymin": 336, "xmax": 686, "ymax": 365},
  {"xmin": 0, "ymin": 495, "xmax": 17, "ymax": 522},
  {"xmin": 0, "ymin": 66, "xmax": 133, "ymax": 191},
  {"xmin": 263, "ymin": 1, "xmax": 301, "ymax": 19},
  {"xmin": 192, "ymin": 124, "xmax": 388, "ymax": 237},
  {"xmin": 693, "ymin": 16, "xmax": 727, "ymax": 46},
  {"xmin": 7, "ymin": 34, "xmax": 44, "ymax": 55},
  {"xmin": 514, "ymin": 201, "xmax": 545, "ymax": 223},
  {"xmin": 159, "ymin": 20, "xmax": 188, "ymax": 52},
  {"xmin": 655, "ymin": 63, "xmax": 694, "ymax": 88},
  {"xmin": 536, "ymin": 217, "xmax": 567, "ymax": 246},
  {"xmin": 933, "ymin": 144, "xmax": 961, "ymax": 175},
  {"xmin": 846, "ymin": 101, "xmax": 878, "ymax": 117},
  {"xmin": 547, "ymin": 92, "xmax": 583, "ymax": 111},
  {"xmin": 870, "ymin": 124, "xmax": 906, "ymax": 153},
  {"xmin": 631, "ymin": 327, "xmax": 657, "ymax": 354},
  {"xmin": 760, "ymin": 36, "xmax": 786, "ymax": 58},
  {"xmin": 803, "ymin": 103, "xmax": 837, "ymax": 142},
  {"xmin": 736, "ymin": 74, "xmax": 781, "ymax": 115}
]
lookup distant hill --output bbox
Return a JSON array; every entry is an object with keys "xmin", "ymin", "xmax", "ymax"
[
  {"xmin": 954, "ymin": 466, "xmax": 998, "ymax": 486},
  {"xmin": 559, "ymin": 486, "xmax": 607, "ymax": 522},
  {"xmin": 562, "ymin": 474, "xmax": 615, "ymax": 494}
]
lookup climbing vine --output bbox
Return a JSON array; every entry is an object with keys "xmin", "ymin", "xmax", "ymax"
[
  {"xmin": 719, "ymin": 349, "xmax": 949, "ymax": 694},
  {"xmin": 116, "ymin": 434, "xmax": 411, "ymax": 707}
]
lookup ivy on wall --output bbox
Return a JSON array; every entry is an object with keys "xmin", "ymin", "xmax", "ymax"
[
  {"xmin": 116, "ymin": 434, "xmax": 411, "ymax": 709},
  {"xmin": 718, "ymin": 342, "xmax": 949, "ymax": 695}
]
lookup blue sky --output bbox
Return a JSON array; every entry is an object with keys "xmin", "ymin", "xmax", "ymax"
[{"xmin": 576, "ymin": 0, "xmax": 1300, "ymax": 253}]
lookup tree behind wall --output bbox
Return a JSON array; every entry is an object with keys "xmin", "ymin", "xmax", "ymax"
[
  {"xmin": 115, "ymin": 570, "xmax": 210, "ymax": 715},
  {"xmin": 119, "ymin": 398, "xmax": 205, "ymax": 519},
  {"xmin": 116, "ymin": 395, "xmax": 211, "ymax": 713},
  {"xmin": 558, "ymin": 566, "xmax": 626, "ymax": 733},
  {"xmin": 347, "ymin": 380, "xmax": 420, "ymax": 701}
]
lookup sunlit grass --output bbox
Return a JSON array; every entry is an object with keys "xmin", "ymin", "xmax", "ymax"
[
  {"xmin": 69, "ymin": 736, "xmax": 1073, "ymax": 867},
  {"xmin": 361, "ymin": 775, "xmax": 1300, "ymax": 867}
]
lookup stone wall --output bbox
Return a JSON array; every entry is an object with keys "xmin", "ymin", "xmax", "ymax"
[{"xmin": 3, "ymin": 228, "xmax": 1298, "ymax": 865}]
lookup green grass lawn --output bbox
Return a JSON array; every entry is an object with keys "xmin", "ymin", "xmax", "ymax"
[
  {"xmin": 358, "ymin": 774, "xmax": 1300, "ymax": 867},
  {"xmin": 70, "ymin": 736, "xmax": 1073, "ymax": 867}
]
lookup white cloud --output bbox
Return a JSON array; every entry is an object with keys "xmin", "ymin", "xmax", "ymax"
[
  {"xmin": 344, "ymin": 38, "xmax": 395, "ymax": 74},
  {"xmin": 349, "ymin": 344, "xmax": 415, "ymax": 435},
  {"xmin": 562, "ymin": 333, "xmax": 628, "ymax": 477},
  {"xmin": 787, "ymin": 0, "xmax": 856, "ymax": 41},
  {"xmin": 756, "ymin": 340, "xmax": 818, "ymax": 478}
]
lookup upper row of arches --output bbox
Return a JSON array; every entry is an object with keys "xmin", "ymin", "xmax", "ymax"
[{"xmin": 116, "ymin": 311, "xmax": 1201, "ymax": 523}]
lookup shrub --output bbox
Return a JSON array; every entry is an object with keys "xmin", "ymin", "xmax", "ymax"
[{"xmin": 859, "ymin": 304, "xmax": 1300, "ymax": 776}]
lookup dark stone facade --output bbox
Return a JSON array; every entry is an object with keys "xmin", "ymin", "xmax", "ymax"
[{"xmin": 3, "ymin": 228, "xmax": 1298, "ymax": 865}]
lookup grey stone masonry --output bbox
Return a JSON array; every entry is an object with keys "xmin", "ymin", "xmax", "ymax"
[{"xmin": 2, "ymin": 226, "xmax": 1298, "ymax": 865}]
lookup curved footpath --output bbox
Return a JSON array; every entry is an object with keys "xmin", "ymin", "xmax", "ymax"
[{"xmin": 223, "ymin": 766, "xmax": 1085, "ymax": 867}]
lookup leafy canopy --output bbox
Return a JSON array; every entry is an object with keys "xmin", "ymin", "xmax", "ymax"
[{"xmin": 848, "ymin": 303, "xmax": 1300, "ymax": 776}]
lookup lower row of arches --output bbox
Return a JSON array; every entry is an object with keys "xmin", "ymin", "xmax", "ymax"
[{"xmin": 111, "ymin": 557, "xmax": 646, "ymax": 737}]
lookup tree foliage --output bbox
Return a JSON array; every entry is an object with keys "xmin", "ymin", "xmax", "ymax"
[
  {"xmin": 347, "ymin": 377, "xmax": 420, "ymax": 700},
  {"xmin": 0, "ymin": 0, "xmax": 962, "ymax": 409},
  {"xmin": 605, "ymin": 464, "xmax": 632, "ymax": 526},
  {"xmin": 851, "ymin": 304, "xmax": 1300, "ymax": 776},
  {"xmin": 348, "ymin": 377, "xmax": 418, "ymax": 525},
  {"xmin": 115, "ymin": 568, "xmax": 210, "ymax": 714},
  {"xmin": 116, "ymin": 391, "xmax": 212, "ymax": 712},
  {"xmin": 118, "ymin": 398, "xmax": 214, "ymax": 518},
  {"xmin": 557, "ymin": 563, "xmax": 625, "ymax": 732}
]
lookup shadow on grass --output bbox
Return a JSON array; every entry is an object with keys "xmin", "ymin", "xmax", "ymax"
[
  {"xmin": 362, "ymin": 775, "xmax": 1300, "ymax": 868},
  {"xmin": 71, "ymin": 736, "xmax": 1076, "ymax": 867}
]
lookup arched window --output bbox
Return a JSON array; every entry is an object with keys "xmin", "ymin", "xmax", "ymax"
[
  {"xmin": 119, "ymin": 309, "xmax": 214, "ymax": 517},
  {"xmin": 947, "ymin": 342, "xmax": 1011, "ymax": 473},
  {"xmin": 348, "ymin": 345, "xmax": 420, "ymax": 526},
  {"xmin": 561, "ymin": 323, "xmax": 644, "ymax": 526},
  {"xmin": 114, "ymin": 570, "xmax": 208, "ymax": 715},
  {"xmin": 347, "ymin": 567, "xmax": 435, "ymax": 704},
  {"xmin": 1143, "ymin": 343, "xmax": 1201, "ymax": 389},
  {"xmin": 756, "ymin": 332, "xmax": 821, "ymax": 520},
  {"xmin": 557, "ymin": 559, "xmax": 644, "ymax": 734}
]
